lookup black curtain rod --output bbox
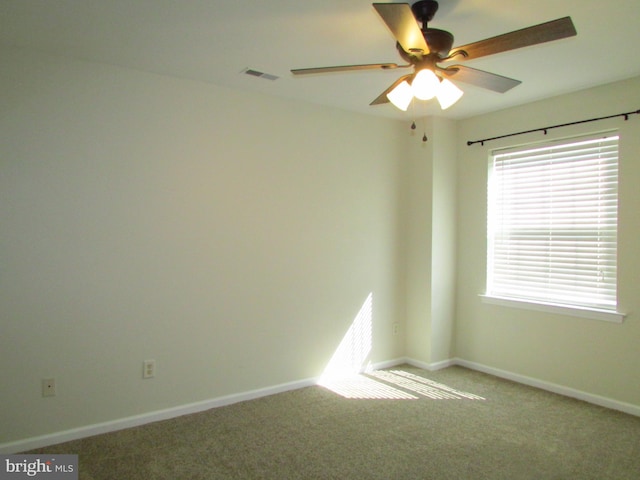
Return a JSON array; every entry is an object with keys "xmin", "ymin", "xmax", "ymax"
[{"xmin": 467, "ymin": 109, "xmax": 640, "ymax": 146}]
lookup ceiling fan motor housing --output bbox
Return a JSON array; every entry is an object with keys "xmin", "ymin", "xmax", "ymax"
[
  {"xmin": 401, "ymin": 1, "xmax": 455, "ymax": 59},
  {"xmin": 397, "ymin": 28, "xmax": 454, "ymax": 61},
  {"xmin": 424, "ymin": 28, "xmax": 454, "ymax": 57}
]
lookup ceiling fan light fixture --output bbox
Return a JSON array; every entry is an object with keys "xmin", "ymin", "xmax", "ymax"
[
  {"xmin": 436, "ymin": 78, "xmax": 464, "ymax": 109},
  {"xmin": 387, "ymin": 80, "xmax": 413, "ymax": 111},
  {"xmin": 293, "ymin": 4, "xmax": 577, "ymax": 117},
  {"xmin": 411, "ymin": 68, "xmax": 439, "ymax": 100}
]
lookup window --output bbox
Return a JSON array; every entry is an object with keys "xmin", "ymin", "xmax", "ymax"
[{"xmin": 485, "ymin": 132, "xmax": 621, "ymax": 320}]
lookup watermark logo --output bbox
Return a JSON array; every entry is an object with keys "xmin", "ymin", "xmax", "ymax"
[{"xmin": 0, "ymin": 455, "xmax": 77, "ymax": 479}]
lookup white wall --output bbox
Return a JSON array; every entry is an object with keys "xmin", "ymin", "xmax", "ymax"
[
  {"xmin": 3, "ymin": 42, "xmax": 638, "ymax": 449},
  {"xmin": 455, "ymin": 76, "xmax": 640, "ymax": 406},
  {"xmin": 0, "ymin": 46, "xmax": 407, "ymax": 444},
  {"xmin": 401, "ymin": 117, "xmax": 457, "ymax": 366},
  {"xmin": 401, "ymin": 123, "xmax": 434, "ymax": 363},
  {"xmin": 429, "ymin": 118, "xmax": 457, "ymax": 363}
]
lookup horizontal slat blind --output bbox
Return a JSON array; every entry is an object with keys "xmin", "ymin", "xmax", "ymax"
[{"xmin": 487, "ymin": 134, "xmax": 619, "ymax": 309}]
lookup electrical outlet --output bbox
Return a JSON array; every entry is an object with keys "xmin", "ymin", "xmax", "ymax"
[
  {"xmin": 42, "ymin": 378, "xmax": 56, "ymax": 397},
  {"xmin": 143, "ymin": 359, "xmax": 155, "ymax": 379},
  {"xmin": 392, "ymin": 323, "xmax": 399, "ymax": 336}
]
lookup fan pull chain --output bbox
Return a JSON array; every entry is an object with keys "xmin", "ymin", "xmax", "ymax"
[
  {"xmin": 410, "ymin": 100, "xmax": 417, "ymax": 131},
  {"xmin": 408, "ymin": 102, "xmax": 427, "ymax": 142},
  {"xmin": 408, "ymin": 120, "xmax": 428, "ymax": 141},
  {"xmin": 422, "ymin": 117, "xmax": 428, "ymax": 142}
]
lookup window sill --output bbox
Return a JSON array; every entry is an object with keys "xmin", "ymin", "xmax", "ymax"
[{"xmin": 480, "ymin": 295, "xmax": 626, "ymax": 323}]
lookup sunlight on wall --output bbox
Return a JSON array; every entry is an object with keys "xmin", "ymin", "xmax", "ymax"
[
  {"xmin": 318, "ymin": 292, "xmax": 485, "ymax": 400},
  {"xmin": 320, "ymin": 292, "xmax": 373, "ymax": 380}
]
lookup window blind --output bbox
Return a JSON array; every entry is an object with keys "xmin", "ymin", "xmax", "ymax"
[{"xmin": 487, "ymin": 133, "xmax": 619, "ymax": 310}]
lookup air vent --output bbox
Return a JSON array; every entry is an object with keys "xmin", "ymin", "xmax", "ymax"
[{"xmin": 242, "ymin": 68, "xmax": 279, "ymax": 81}]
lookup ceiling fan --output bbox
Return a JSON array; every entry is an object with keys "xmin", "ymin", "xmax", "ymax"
[{"xmin": 291, "ymin": 1, "xmax": 577, "ymax": 111}]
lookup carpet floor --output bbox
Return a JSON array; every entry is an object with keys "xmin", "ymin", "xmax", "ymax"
[{"xmin": 25, "ymin": 365, "xmax": 640, "ymax": 479}]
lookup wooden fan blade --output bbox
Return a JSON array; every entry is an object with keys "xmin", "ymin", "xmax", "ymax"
[
  {"xmin": 448, "ymin": 17, "xmax": 576, "ymax": 61},
  {"xmin": 439, "ymin": 65, "xmax": 521, "ymax": 93},
  {"xmin": 291, "ymin": 63, "xmax": 404, "ymax": 75},
  {"xmin": 373, "ymin": 3, "xmax": 430, "ymax": 55},
  {"xmin": 370, "ymin": 74, "xmax": 413, "ymax": 105}
]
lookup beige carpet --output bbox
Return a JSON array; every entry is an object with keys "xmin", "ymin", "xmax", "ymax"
[{"xmin": 26, "ymin": 365, "xmax": 640, "ymax": 479}]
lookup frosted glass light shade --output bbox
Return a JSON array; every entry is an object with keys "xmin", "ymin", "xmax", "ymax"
[
  {"xmin": 411, "ymin": 69, "xmax": 439, "ymax": 100},
  {"xmin": 386, "ymin": 80, "xmax": 413, "ymax": 111},
  {"xmin": 436, "ymin": 78, "xmax": 464, "ymax": 110}
]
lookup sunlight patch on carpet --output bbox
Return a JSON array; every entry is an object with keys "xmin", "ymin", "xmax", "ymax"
[
  {"xmin": 319, "ymin": 373, "xmax": 419, "ymax": 400},
  {"xmin": 370, "ymin": 370, "xmax": 485, "ymax": 400},
  {"xmin": 320, "ymin": 369, "xmax": 485, "ymax": 400}
]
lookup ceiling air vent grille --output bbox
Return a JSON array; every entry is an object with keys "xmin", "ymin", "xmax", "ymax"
[{"xmin": 242, "ymin": 68, "xmax": 279, "ymax": 81}]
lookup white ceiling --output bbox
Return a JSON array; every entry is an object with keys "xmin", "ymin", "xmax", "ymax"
[{"xmin": 2, "ymin": 0, "xmax": 639, "ymax": 120}]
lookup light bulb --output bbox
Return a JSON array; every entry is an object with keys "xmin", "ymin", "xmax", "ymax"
[
  {"xmin": 386, "ymin": 80, "xmax": 413, "ymax": 111},
  {"xmin": 436, "ymin": 78, "xmax": 464, "ymax": 110},
  {"xmin": 411, "ymin": 69, "xmax": 439, "ymax": 100}
]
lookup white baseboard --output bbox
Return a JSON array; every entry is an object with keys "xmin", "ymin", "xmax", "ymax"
[
  {"xmin": 454, "ymin": 358, "xmax": 640, "ymax": 417},
  {"xmin": 4, "ymin": 357, "xmax": 638, "ymax": 453},
  {"xmin": 369, "ymin": 357, "xmax": 409, "ymax": 370},
  {"xmin": 395, "ymin": 356, "xmax": 640, "ymax": 417},
  {"xmin": 368, "ymin": 356, "xmax": 457, "ymax": 372},
  {"xmin": 0, "ymin": 357, "xmax": 426, "ymax": 453},
  {"xmin": 404, "ymin": 357, "xmax": 456, "ymax": 371},
  {"xmin": 0, "ymin": 376, "xmax": 317, "ymax": 454}
]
